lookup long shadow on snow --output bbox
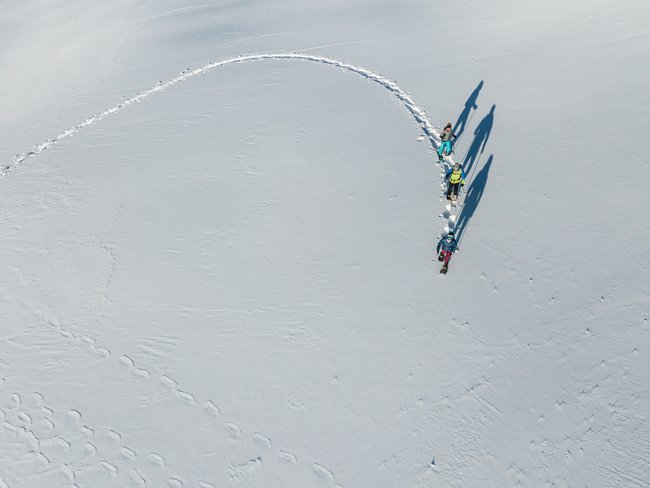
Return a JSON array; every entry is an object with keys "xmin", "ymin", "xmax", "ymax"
[
  {"xmin": 462, "ymin": 104, "xmax": 495, "ymax": 175},
  {"xmin": 454, "ymin": 155, "xmax": 493, "ymax": 246},
  {"xmin": 453, "ymin": 81, "xmax": 483, "ymax": 141}
]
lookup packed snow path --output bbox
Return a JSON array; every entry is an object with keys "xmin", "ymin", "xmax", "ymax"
[
  {"xmin": 0, "ymin": 52, "xmax": 466, "ymax": 487},
  {"xmin": 3, "ymin": 53, "xmax": 448, "ymax": 177},
  {"xmin": 2, "ymin": 53, "xmax": 459, "ymax": 234}
]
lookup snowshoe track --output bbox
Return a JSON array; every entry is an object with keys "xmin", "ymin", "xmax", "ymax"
[
  {"xmin": 1, "ymin": 52, "xmax": 465, "ymax": 486},
  {"xmin": 29, "ymin": 315, "xmax": 343, "ymax": 487},
  {"xmin": 1, "ymin": 52, "xmax": 456, "ymax": 236},
  {"xmin": 2, "ymin": 53, "xmax": 446, "ymax": 178},
  {"xmin": 0, "ymin": 390, "xmax": 182, "ymax": 488}
]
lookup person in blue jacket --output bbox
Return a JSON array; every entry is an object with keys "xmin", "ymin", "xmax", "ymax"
[
  {"xmin": 436, "ymin": 230, "xmax": 458, "ymax": 271},
  {"xmin": 444, "ymin": 162, "xmax": 466, "ymax": 200}
]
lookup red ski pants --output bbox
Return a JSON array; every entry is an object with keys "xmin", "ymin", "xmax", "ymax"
[{"xmin": 440, "ymin": 250, "xmax": 453, "ymax": 265}]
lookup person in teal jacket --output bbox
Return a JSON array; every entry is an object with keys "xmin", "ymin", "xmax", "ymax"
[
  {"xmin": 438, "ymin": 122, "xmax": 456, "ymax": 159},
  {"xmin": 436, "ymin": 230, "xmax": 458, "ymax": 271}
]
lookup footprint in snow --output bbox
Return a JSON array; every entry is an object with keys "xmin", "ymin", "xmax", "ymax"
[
  {"xmin": 252, "ymin": 432, "xmax": 272, "ymax": 449},
  {"xmin": 129, "ymin": 468, "xmax": 146, "ymax": 487},
  {"xmin": 119, "ymin": 355, "xmax": 135, "ymax": 367},
  {"xmin": 160, "ymin": 375, "xmax": 177, "ymax": 388},
  {"xmin": 175, "ymin": 390, "xmax": 196, "ymax": 405},
  {"xmin": 278, "ymin": 451, "xmax": 297, "ymax": 464},
  {"xmin": 66, "ymin": 409, "xmax": 82, "ymax": 424},
  {"xmin": 148, "ymin": 452, "xmax": 166, "ymax": 467},
  {"xmin": 81, "ymin": 425, "xmax": 94, "ymax": 439},
  {"xmin": 10, "ymin": 393, "xmax": 21, "ymax": 406},
  {"xmin": 197, "ymin": 481, "xmax": 215, "ymax": 488},
  {"xmin": 203, "ymin": 400, "xmax": 220, "ymax": 417},
  {"xmin": 16, "ymin": 411, "xmax": 32, "ymax": 426},
  {"xmin": 223, "ymin": 421, "xmax": 243, "ymax": 439},
  {"xmin": 133, "ymin": 368, "xmax": 152, "ymax": 379},
  {"xmin": 120, "ymin": 446, "xmax": 137, "ymax": 460},
  {"xmin": 313, "ymin": 463, "xmax": 335, "ymax": 481},
  {"xmin": 107, "ymin": 430, "xmax": 122, "ymax": 442},
  {"xmin": 100, "ymin": 460, "xmax": 118, "ymax": 477},
  {"xmin": 83, "ymin": 442, "xmax": 97, "ymax": 455}
]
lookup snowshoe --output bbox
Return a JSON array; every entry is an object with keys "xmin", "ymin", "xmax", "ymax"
[{"xmin": 440, "ymin": 264, "xmax": 448, "ymax": 274}]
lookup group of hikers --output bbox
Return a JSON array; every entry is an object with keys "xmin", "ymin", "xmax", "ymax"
[
  {"xmin": 436, "ymin": 122, "xmax": 464, "ymax": 274},
  {"xmin": 438, "ymin": 122, "xmax": 466, "ymax": 201}
]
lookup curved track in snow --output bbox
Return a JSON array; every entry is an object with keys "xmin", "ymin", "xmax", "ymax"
[
  {"xmin": 2, "ymin": 52, "xmax": 448, "ymax": 173},
  {"xmin": 1, "ymin": 53, "xmax": 460, "ymax": 487},
  {"xmin": 2, "ymin": 52, "xmax": 459, "ymax": 231}
]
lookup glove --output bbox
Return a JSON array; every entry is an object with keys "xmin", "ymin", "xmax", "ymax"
[{"xmin": 461, "ymin": 180, "xmax": 465, "ymax": 186}]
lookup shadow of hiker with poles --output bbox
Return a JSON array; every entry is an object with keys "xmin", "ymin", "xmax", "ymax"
[
  {"xmin": 455, "ymin": 155, "xmax": 493, "ymax": 246},
  {"xmin": 461, "ymin": 104, "xmax": 495, "ymax": 175},
  {"xmin": 453, "ymin": 80, "xmax": 483, "ymax": 141}
]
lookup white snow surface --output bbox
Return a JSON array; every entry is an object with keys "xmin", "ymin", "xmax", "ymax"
[{"xmin": 1, "ymin": 1, "xmax": 650, "ymax": 487}]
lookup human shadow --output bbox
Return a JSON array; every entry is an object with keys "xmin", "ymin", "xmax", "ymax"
[
  {"xmin": 453, "ymin": 80, "xmax": 483, "ymax": 141},
  {"xmin": 462, "ymin": 104, "xmax": 495, "ymax": 175},
  {"xmin": 454, "ymin": 155, "xmax": 493, "ymax": 245}
]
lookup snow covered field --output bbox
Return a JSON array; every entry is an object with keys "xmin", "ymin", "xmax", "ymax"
[{"xmin": 1, "ymin": 1, "xmax": 649, "ymax": 486}]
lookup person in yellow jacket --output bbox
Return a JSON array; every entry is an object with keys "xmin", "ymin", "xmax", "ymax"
[{"xmin": 444, "ymin": 162, "xmax": 466, "ymax": 200}]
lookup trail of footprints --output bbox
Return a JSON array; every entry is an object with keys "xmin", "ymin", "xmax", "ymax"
[
  {"xmin": 2, "ymin": 53, "xmax": 445, "ymax": 181},
  {"xmin": 436, "ymin": 155, "xmax": 460, "ymax": 234},
  {"xmin": 0, "ymin": 390, "xmax": 181, "ymax": 488},
  {"xmin": 43, "ymin": 317, "xmax": 344, "ymax": 487},
  {"xmin": 1, "ymin": 51, "xmax": 455, "ymax": 487}
]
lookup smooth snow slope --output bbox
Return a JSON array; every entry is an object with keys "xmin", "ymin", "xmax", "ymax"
[{"xmin": 1, "ymin": 1, "xmax": 650, "ymax": 487}]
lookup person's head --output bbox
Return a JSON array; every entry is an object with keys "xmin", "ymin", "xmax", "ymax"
[
  {"xmin": 446, "ymin": 230, "xmax": 454, "ymax": 241},
  {"xmin": 453, "ymin": 162, "xmax": 460, "ymax": 170},
  {"xmin": 446, "ymin": 122, "xmax": 452, "ymax": 128}
]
